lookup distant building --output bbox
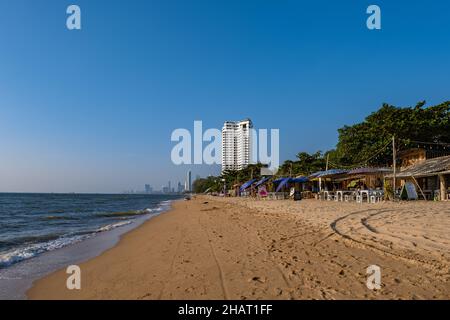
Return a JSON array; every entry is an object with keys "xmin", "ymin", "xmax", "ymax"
[
  {"xmin": 144, "ymin": 184, "xmax": 152, "ymax": 194},
  {"xmin": 177, "ymin": 182, "xmax": 184, "ymax": 193},
  {"xmin": 185, "ymin": 171, "xmax": 192, "ymax": 192},
  {"xmin": 222, "ymin": 119, "xmax": 253, "ymax": 172}
]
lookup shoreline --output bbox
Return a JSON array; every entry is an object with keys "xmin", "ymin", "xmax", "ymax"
[
  {"xmin": 27, "ymin": 198, "xmax": 192, "ymax": 300},
  {"xmin": 0, "ymin": 199, "xmax": 176, "ymax": 300},
  {"xmin": 27, "ymin": 196, "xmax": 449, "ymax": 300}
]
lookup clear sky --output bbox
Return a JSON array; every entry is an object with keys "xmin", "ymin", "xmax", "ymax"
[{"xmin": 0, "ymin": 0, "xmax": 449, "ymax": 193}]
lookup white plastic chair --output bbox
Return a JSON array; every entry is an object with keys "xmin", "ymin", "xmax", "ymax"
[{"xmin": 356, "ymin": 195, "xmax": 362, "ymax": 203}]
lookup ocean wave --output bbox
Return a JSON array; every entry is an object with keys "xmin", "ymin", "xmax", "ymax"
[
  {"xmin": 96, "ymin": 207, "xmax": 161, "ymax": 218},
  {"xmin": 95, "ymin": 221, "xmax": 132, "ymax": 232},
  {"xmin": 0, "ymin": 235, "xmax": 87, "ymax": 268},
  {"xmin": 47, "ymin": 209, "xmax": 66, "ymax": 214},
  {"xmin": 0, "ymin": 199, "xmax": 173, "ymax": 269},
  {"xmin": 0, "ymin": 220, "xmax": 134, "ymax": 269},
  {"xmin": 42, "ymin": 215, "xmax": 80, "ymax": 221}
]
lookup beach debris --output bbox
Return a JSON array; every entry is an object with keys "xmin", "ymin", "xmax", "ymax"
[{"xmin": 250, "ymin": 276, "xmax": 266, "ymax": 283}]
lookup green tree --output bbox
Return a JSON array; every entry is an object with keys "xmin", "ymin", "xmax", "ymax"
[
  {"xmin": 192, "ymin": 176, "xmax": 222, "ymax": 194},
  {"xmin": 328, "ymin": 101, "xmax": 450, "ymax": 166},
  {"xmin": 220, "ymin": 163, "xmax": 265, "ymax": 190},
  {"xmin": 278, "ymin": 151, "xmax": 326, "ymax": 176}
]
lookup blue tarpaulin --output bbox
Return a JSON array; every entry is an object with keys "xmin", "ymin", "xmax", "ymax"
[
  {"xmin": 291, "ymin": 176, "xmax": 308, "ymax": 183},
  {"xmin": 239, "ymin": 179, "xmax": 257, "ymax": 192},
  {"xmin": 275, "ymin": 178, "xmax": 291, "ymax": 192},
  {"xmin": 272, "ymin": 178, "xmax": 285, "ymax": 184},
  {"xmin": 274, "ymin": 177, "xmax": 308, "ymax": 192},
  {"xmin": 254, "ymin": 177, "xmax": 270, "ymax": 188}
]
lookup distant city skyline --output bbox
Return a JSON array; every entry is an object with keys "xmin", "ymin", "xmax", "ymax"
[
  {"xmin": 1, "ymin": 1, "xmax": 449, "ymax": 193},
  {"xmin": 125, "ymin": 179, "xmax": 185, "ymax": 195}
]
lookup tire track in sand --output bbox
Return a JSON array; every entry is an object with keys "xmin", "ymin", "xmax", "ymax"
[
  {"xmin": 198, "ymin": 214, "xmax": 230, "ymax": 300},
  {"xmin": 157, "ymin": 228, "xmax": 186, "ymax": 300},
  {"xmin": 330, "ymin": 209, "xmax": 448, "ymax": 274}
]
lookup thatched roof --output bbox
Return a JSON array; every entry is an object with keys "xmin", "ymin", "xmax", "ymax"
[{"xmin": 386, "ymin": 155, "xmax": 450, "ymax": 178}]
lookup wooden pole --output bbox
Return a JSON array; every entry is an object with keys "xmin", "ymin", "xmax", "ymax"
[
  {"xmin": 439, "ymin": 174, "xmax": 446, "ymax": 201},
  {"xmin": 319, "ymin": 154, "xmax": 329, "ymax": 194},
  {"xmin": 392, "ymin": 136, "xmax": 396, "ymax": 201}
]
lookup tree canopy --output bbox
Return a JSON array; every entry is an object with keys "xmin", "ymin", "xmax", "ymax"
[
  {"xmin": 277, "ymin": 151, "xmax": 326, "ymax": 176},
  {"xmin": 328, "ymin": 101, "xmax": 450, "ymax": 166}
]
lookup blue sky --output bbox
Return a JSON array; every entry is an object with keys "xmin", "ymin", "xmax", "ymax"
[{"xmin": 0, "ymin": 0, "xmax": 449, "ymax": 193}]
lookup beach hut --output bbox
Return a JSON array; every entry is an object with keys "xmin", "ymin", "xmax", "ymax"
[
  {"xmin": 386, "ymin": 155, "xmax": 450, "ymax": 201},
  {"xmin": 309, "ymin": 169, "xmax": 349, "ymax": 192}
]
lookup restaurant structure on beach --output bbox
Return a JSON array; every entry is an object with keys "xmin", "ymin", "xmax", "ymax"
[
  {"xmin": 233, "ymin": 147, "xmax": 450, "ymax": 202},
  {"xmin": 386, "ymin": 152, "xmax": 450, "ymax": 201}
]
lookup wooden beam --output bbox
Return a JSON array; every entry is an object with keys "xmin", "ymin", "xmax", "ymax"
[{"xmin": 411, "ymin": 176, "xmax": 427, "ymax": 201}]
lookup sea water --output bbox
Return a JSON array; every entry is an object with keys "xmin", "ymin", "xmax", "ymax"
[{"xmin": 0, "ymin": 193, "xmax": 180, "ymax": 299}]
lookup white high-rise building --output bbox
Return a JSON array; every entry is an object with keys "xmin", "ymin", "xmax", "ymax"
[{"xmin": 221, "ymin": 119, "xmax": 253, "ymax": 173}]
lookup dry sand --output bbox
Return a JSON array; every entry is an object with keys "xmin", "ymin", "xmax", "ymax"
[{"xmin": 28, "ymin": 196, "xmax": 450, "ymax": 300}]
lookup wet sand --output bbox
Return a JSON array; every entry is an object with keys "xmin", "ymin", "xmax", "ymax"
[{"xmin": 28, "ymin": 196, "xmax": 450, "ymax": 299}]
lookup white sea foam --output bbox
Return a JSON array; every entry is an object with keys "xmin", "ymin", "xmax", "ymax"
[
  {"xmin": 0, "ymin": 199, "xmax": 174, "ymax": 269},
  {"xmin": 0, "ymin": 220, "xmax": 135, "ymax": 268},
  {"xmin": 95, "ymin": 220, "xmax": 133, "ymax": 232},
  {"xmin": 0, "ymin": 235, "xmax": 87, "ymax": 268}
]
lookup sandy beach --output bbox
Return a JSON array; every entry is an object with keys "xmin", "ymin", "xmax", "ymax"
[{"xmin": 27, "ymin": 196, "xmax": 450, "ymax": 300}]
